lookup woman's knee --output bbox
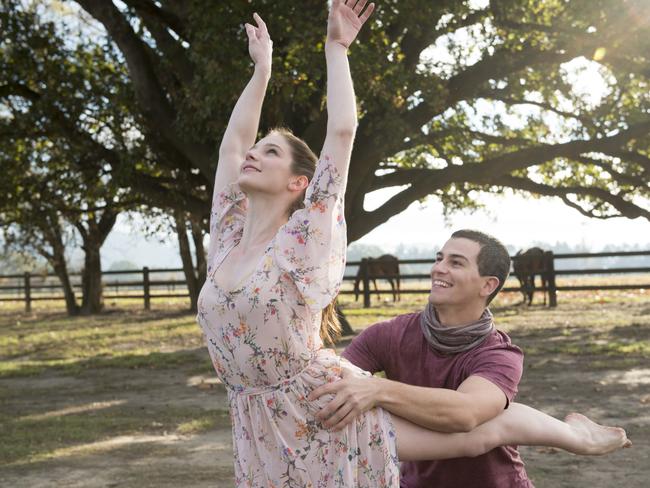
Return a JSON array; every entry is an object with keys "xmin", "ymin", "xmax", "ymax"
[{"xmin": 464, "ymin": 427, "xmax": 501, "ymax": 458}]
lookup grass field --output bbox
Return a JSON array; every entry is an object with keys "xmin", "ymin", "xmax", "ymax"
[{"xmin": 1, "ymin": 283, "xmax": 649, "ymax": 487}]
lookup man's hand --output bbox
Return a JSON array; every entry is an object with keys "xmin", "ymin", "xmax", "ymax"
[{"xmin": 308, "ymin": 367, "xmax": 383, "ymax": 431}]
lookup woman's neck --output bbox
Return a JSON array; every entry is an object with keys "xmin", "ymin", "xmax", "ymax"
[{"xmin": 240, "ymin": 193, "xmax": 290, "ymax": 248}]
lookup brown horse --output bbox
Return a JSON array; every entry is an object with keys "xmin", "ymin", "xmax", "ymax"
[
  {"xmin": 512, "ymin": 247, "xmax": 548, "ymax": 305},
  {"xmin": 354, "ymin": 254, "xmax": 401, "ymax": 302}
]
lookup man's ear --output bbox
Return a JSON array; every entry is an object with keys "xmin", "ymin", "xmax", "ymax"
[
  {"xmin": 480, "ymin": 276, "xmax": 500, "ymax": 300},
  {"xmin": 288, "ymin": 175, "xmax": 309, "ymax": 192}
]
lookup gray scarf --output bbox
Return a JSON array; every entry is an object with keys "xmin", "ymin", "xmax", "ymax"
[{"xmin": 420, "ymin": 303, "xmax": 495, "ymax": 355}]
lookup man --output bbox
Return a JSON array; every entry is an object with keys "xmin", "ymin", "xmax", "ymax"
[{"xmin": 310, "ymin": 229, "xmax": 533, "ymax": 487}]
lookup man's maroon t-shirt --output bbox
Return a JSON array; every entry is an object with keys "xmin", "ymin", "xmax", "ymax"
[{"xmin": 341, "ymin": 312, "xmax": 534, "ymax": 488}]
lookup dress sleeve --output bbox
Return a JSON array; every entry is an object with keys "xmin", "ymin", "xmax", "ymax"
[
  {"xmin": 206, "ymin": 182, "xmax": 247, "ymax": 273},
  {"xmin": 274, "ymin": 155, "xmax": 347, "ymax": 311}
]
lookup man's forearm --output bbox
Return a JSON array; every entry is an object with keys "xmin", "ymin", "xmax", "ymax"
[
  {"xmin": 311, "ymin": 365, "xmax": 507, "ymax": 432},
  {"xmin": 374, "ymin": 377, "xmax": 486, "ymax": 433}
]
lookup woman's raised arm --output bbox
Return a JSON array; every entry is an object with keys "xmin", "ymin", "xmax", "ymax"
[
  {"xmin": 320, "ymin": 0, "xmax": 374, "ymax": 179},
  {"xmin": 214, "ymin": 13, "xmax": 273, "ymax": 192}
]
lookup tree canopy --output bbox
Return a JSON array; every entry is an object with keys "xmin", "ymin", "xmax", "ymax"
[{"xmin": 2, "ymin": 0, "xmax": 650, "ymax": 245}]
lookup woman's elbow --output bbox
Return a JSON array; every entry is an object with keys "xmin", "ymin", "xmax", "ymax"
[{"xmin": 327, "ymin": 125, "xmax": 357, "ymax": 140}]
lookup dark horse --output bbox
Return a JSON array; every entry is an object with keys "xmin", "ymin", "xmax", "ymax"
[
  {"xmin": 354, "ymin": 254, "xmax": 401, "ymax": 302},
  {"xmin": 512, "ymin": 247, "xmax": 548, "ymax": 305}
]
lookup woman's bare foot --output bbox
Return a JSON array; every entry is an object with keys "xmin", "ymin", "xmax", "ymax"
[{"xmin": 564, "ymin": 413, "xmax": 632, "ymax": 455}]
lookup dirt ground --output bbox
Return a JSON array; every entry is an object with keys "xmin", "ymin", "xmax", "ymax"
[{"xmin": 1, "ymin": 299, "xmax": 649, "ymax": 487}]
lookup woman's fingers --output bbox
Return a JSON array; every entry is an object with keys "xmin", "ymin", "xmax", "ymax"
[
  {"xmin": 341, "ymin": 0, "xmax": 375, "ymax": 24},
  {"xmin": 358, "ymin": 2, "xmax": 375, "ymax": 24},
  {"xmin": 253, "ymin": 12, "xmax": 269, "ymax": 38},
  {"xmin": 352, "ymin": 0, "xmax": 368, "ymax": 15},
  {"xmin": 245, "ymin": 23, "xmax": 256, "ymax": 41}
]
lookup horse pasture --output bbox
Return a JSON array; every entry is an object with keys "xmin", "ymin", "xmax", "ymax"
[{"xmin": 1, "ymin": 288, "xmax": 649, "ymax": 487}]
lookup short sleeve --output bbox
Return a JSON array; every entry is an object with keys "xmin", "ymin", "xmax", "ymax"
[
  {"xmin": 206, "ymin": 183, "xmax": 247, "ymax": 272},
  {"xmin": 274, "ymin": 155, "xmax": 347, "ymax": 311},
  {"xmin": 342, "ymin": 320, "xmax": 394, "ymax": 374},
  {"xmin": 465, "ymin": 340, "xmax": 524, "ymax": 407}
]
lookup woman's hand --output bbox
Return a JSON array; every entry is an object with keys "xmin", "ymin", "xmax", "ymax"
[
  {"xmin": 327, "ymin": 0, "xmax": 375, "ymax": 49},
  {"xmin": 245, "ymin": 13, "xmax": 272, "ymax": 72}
]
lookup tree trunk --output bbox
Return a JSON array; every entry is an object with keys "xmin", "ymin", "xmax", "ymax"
[
  {"xmin": 175, "ymin": 211, "xmax": 199, "ymax": 312},
  {"xmin": 80, "ymin": 243, "xmax": 103, "ymax": 314},
  {"xmin": 190, "ymin": 215, "xmax": 207, "ymax": 300},
  {"xmin": 76, "ymin": 210, "xmax": 117, "ymax": 315},
  {"xmin": 52, "ymin": 258, "xmax": 80, "ymax": 316},
  {"xmin": 41, "ymin": 220, "xmax": 80, "ymax": 316}
]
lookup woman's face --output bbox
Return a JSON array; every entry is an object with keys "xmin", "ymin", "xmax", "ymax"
[{"xmin": 237, "ymin": 132, "xmax": 295, "ymax": 195}]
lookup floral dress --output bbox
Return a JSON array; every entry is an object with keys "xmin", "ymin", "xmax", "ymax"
[{"xmin": 197, "ymin": 155, "xmax": 400, "ymax": 487}]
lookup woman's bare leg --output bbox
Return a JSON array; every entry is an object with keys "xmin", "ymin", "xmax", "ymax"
[{"xmin": 393, "ymin": 403, "xmax": 631, "ymax": 462}]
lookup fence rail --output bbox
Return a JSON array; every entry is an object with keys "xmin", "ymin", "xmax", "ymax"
[{"xmin": 1, "ymin": 251, "xmax": 649, "ymax": 311}]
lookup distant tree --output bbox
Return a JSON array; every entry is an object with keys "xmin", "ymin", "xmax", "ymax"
[
  {"xmin": 1, "ymin": 2, "xmax": 208, "ymax": 312},
  {"xmin": 108, "ymin": 260, "xmax": 139, "ymax": 271},
  {"xmin": 0, "ymin": 247, "xmax": 46, "ymax": 275},
  {"xmin": 0, "ymin": 130, "xmax": 123, "ymax": 315},
  {"xmin": 0, "ymin": 3, "xmax": 143, "ymax": 314},
  {"xmin": 346, "ymin": 243, "xmax": 387, "ymax": 264}
]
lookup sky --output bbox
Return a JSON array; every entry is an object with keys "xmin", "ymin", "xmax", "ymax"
[
  {"xmin": 355, "ymin": 190, "xmax": 649, "ymax": 252},
  {"xmin": 101, "ymin": 190, "xmax": 649, "ymax": 269}
]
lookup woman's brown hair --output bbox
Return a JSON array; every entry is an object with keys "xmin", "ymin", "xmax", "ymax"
[{"xmin": 269, "ymin": 127, "xmax": 342, "ymax": 345}]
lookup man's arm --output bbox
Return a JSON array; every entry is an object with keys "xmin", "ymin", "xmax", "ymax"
[{"xmin": 310, "ymin": 371, "xmax": 507, "ymax": 433}]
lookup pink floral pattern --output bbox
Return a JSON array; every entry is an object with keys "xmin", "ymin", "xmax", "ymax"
[{"xmin": 197, "ymin": 156, "xmax": 399, "ymax": 486}]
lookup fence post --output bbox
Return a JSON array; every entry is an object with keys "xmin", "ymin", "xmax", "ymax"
[
  {"xmin": 143, "ymin": 266, "xmax": 150, "ymax": 311},
  {"xmin": 361, "ymin": 260, "xmax": 371, "ymax": 308},
  {"xmin": 24, "ymin": 272, "xmax": 32, "ymax": 313},
  {"xmin": 544, "ymin": 251, "xmax": 558, "ymax": 307}
]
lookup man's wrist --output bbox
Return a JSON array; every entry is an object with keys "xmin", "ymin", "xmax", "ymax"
[{"xmin": 372, "ymin": 376, "xmax": 391, "ymax": 408}]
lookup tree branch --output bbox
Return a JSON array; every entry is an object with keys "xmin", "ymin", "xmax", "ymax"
[
  {"xmin": 574, "ymin": 155, "xmax": 648, "ymax": 188},
  {"xmin": 493, "ymin": 175, "xmax": 650, "ymax": 220},
  {"xmin": 475, "ymin": 89, "xmax": 596, "ymax": 129},
  {"xmin": 128, "ymin": 3, "xmax": 194, "ymax": 86},
  {"xmin": 74, "ymin": 0, "xmax": 214, "ymax": 179},
  {"xmin": 353, "ymin": 120, "xmax": 650, "ymax": 238},
  {"xmin": 609, "ymin": 150, "xmax": 650, "ymax": 174},
  {"xmin": 2, "ymin": 82, "xmax": 207, "ymax": 215},
  {"xmin": 120, "ymin": 0, "xmax": 187, "ymax": 40}
]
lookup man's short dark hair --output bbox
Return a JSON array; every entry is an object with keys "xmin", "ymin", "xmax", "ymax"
[{"xmin": 451, "ymin": 229, "xmax": 511, "ymax": 305}]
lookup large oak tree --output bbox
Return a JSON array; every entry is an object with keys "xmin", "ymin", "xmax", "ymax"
[
  {"xmin": 3, "ymin": 0, "xmax": 650, "ymax": 314},
  {"xmin": 64, "ymin": 0, "xmax": 650, "ymax": 241}
]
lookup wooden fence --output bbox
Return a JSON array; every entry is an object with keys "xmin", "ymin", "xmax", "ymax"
[
  {"xmin": 346, "ymin": 250, "xmax": 650, "ymax": 307},
  {"xmin": 0, "ymin": 267, "xmax": 188, "ymax": 312},
  {"xmin": 1, "ymin": 251, "xmax": 649, "ymax": 311}
]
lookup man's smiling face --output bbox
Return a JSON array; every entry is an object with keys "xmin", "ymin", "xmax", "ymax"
[{"xmin": 428, "ymin": 237, "xmax": 489, "ymax": 309}]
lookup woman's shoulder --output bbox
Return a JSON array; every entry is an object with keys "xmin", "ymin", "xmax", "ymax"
[{"xmin": 215, "ymin": 181, "xmax": 247, "ymax": 209}]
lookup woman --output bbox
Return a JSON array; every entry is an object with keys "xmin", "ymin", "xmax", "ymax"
[{"xmin": 197, "ymin": 2, "xmax": 629, "ymax": 486}]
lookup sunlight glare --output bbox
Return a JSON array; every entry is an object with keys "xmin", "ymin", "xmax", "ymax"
[{"xmin": 20, "ymin": 400, "xmax": 126, "ymax": 422}]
